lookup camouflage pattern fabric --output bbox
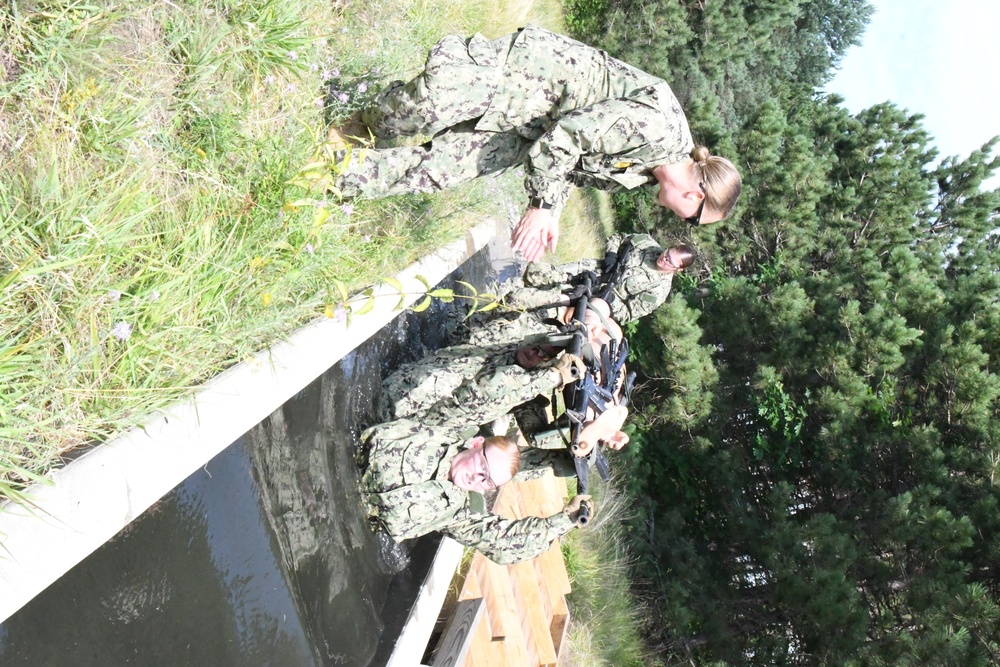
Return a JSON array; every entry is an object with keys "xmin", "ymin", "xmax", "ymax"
[
  {"xmin": 380, "ymin": 342, "xmax": 520, "ymax": 421},
  {"xmin": 335, "ymin": 25, "xmax": 694, "ymax": 208},
  {"xmin": 513, "ymin": 233, "xmax": 674, "ymax": 323},
  {"xmin": 465, "ymin": 310, "xmax": 554, "ymax": 348},
  {"xmin": 362, "ymin": 362, "xmax": 575, "ymax": 564}
]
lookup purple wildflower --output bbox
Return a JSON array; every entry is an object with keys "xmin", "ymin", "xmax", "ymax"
[
  {"xmin": 333, "ymin": 305, "xmax": 347, "ymax": 323},
  {"xmin": 336, "ymin": 92, "xmax": 349, "ymax": 103},
  {"xmin": 341, "ymin": 203, "xmax": 354, "ymax": 216},
  {"xmin": 287, "ymin": 50, "xmax": 298, "ymax": 61},
  {"xmin": 305, "ymin": 243, "xmax": 315, "ymax": 255},
  {"xmin": 363, "ymin": 233, "xmax": 371, "ymax": 242},
  {"xmin": 357, "ymin": 81, "xmax": 368, "ymax": 94},
  {"xmin": 149, "ymin": 290, "xmax": 160, "ymax": 302},
  {"xmin": 314, "ymin": 98, "xmax": 325, "ymax": 108},
  {"xmin": 108, "ymin": 289, "xmax": 122, "ymax": 302},
  {"xmin": 112, "ymin": 321, "xmax": 132, "ymax": 341},
  {"xmin": 264, "ymin": 75, "xmax": 276, "ymax": 85}
]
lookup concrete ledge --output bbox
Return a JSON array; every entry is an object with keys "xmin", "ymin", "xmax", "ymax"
[
  {"xmin": 0, "ymin": 220, "xmax": 497, "ymax": 624},
  {"xmin": 390, "ymin": 537, "xmax": 466, "ymax": 667}
]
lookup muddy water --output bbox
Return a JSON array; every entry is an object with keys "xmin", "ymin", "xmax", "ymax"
[{"xmin": 0, "ymin": 250, "xmax": 504, "ymax": 667}]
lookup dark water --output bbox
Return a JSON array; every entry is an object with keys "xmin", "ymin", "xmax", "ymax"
[{"xmin": 0, "ymin": 250, "xmax": 501, "ymax": 667}]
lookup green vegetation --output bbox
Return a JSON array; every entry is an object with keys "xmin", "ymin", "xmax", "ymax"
[
  {"xmin": 0, "ymin": 0, "xmax": 567, "ymax": 495},
  {"xmin": 562, "ymin": 0, "xmax": 1000, "ymax": 663},
  {"xmin": 562, "ymin": 479, "xmax": 654, "ymax": 667}
]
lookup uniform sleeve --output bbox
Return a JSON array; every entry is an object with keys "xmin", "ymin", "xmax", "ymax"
[
  {"xmin": 422, "ymin": 364, "xmax": 563, "ymax": 427},
  {"xmin": 523, "ymin": 99, "xmax": 666, "ymax": 206},
  {"xmin": 443, "ymin": 512, "xmax": 576, "ymax": 564}
]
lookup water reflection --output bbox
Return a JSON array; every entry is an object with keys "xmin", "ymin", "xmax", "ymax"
[{"xmin": 0, "ymin": 251, "xmax": 496, "ymax": 666}]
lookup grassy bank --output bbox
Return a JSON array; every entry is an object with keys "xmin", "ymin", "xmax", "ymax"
[
  {"xmin": 561, "ymin": 479, "xmax": 659, "ymax": 667},
  {"xmin": 0, "ymin": 0, "xmax": 579, "ymax": 499}
]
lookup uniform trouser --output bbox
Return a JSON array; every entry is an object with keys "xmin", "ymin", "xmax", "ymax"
[
  {"xmin": 334, "ymin": 121, "xmax": 532, "ymax": 198},
  {"xmin": 334, "ymin": 31, "xmax": 539, "ymax": 199},
  {"xmin": 360, "ymin": 33, "xmax": 510, "ymax": 138}
]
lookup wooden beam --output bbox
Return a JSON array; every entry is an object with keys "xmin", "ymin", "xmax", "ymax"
[
  {"xmin": 431, "ymin": 597, "xmax": 485, "ymax": 667},
  {"xmin": 510, "ymin": 560, "xmax": 557, "ymax": 665}
]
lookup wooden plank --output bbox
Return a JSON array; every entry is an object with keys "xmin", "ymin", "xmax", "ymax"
[
  {"xmin": 550, "ymin": 608, "xmax": 570, "ymax": 659},
  {"xmin": 483, "ymin": 557, "xmax": 527, "ymax": 654},
  {"xmin": 432, "ymin": 598, "xmax": 485, "ymax": 667},
  {"xmin": 536, "ymin": 540, "xmax": 572, "ymax": 598},
  {"xmin": 509, "ymin": 560, "xmax": 557, "ymax": 665},
  {"xmin": 463, "ymin": 606, "xmax": 501, "ymax": 667}
]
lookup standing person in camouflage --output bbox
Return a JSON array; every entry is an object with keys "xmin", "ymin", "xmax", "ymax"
[
  {"xmin": 328, "ymin": 25, "xmax": 743, "ymax": 261},
  {"xmin": 507, "ymin": 233, "xmax": 695, "ymax": 323},
  {"xmin": 361, "ymin": 354, "xmax": 592, "ymax": 564}
]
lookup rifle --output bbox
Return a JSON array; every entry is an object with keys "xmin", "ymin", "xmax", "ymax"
[{"xmin": 562, "ymin": 274, "xmax": 636, "ymax": 525}]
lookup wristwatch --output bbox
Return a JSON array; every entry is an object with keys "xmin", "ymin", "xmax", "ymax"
[{"xmin": 527, "ymin": 197, "xmax": 553, "ymax": 210}]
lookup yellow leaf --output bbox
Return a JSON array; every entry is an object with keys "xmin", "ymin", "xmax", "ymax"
[
  {"xmin": 477, "ymin": 301, "xmax": 500, "ymax": 312},
  {"xmin": 262, "ymin": 292, "xmax": 272, "ymax": 306},
  {"xmin": 410, "ymin": 296, "xmax": 432, "ymax": 312},
  {"xmin": 456, "ymin": 280, "xmax": 478, "ymax": 296},
  {"xmin": 355, "ymin": 294, "xmax": 376, "ymax": 316},
  {"xmin": 324, "ymin": 304, "xmax": 335, "ymax": 318},
  {"xmin": 384, "ymin": 277, "xmax": 404, "ymax": 293},
  {"xmin": 313, "ymin": 207, "xmax": 330, "ymax": 226},
  {"xmin": 414, "ymin": 274, "xmax": 431, "ymax": 290}
]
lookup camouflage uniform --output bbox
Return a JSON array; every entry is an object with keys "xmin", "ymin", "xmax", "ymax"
[
  {"xmin": 362, "ymin": 363, "xmax": 575, "ymax": 564},
  {"xmin": 380, "ymin": 342, "xmax": 520, "ymax": 421},
  {"xmin": 510, "ymin": 233, "xmax": 674, "ymax": 323},
  {"xmin": 335, "ymin": 25, "xmax": 694, "ymax": 208}
]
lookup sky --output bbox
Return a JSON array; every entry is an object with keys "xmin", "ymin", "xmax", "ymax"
[{"xmin": 826, "ymin": 0, "xmax": 1000, "ymax": 189}]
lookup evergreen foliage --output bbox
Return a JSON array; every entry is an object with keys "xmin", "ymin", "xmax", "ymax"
[{"xmin": 567, "ymin": 0, "xmax": 1000, "ymax": 663}]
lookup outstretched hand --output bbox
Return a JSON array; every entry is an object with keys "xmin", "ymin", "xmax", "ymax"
[{"xmin": 511, "ymin": 208, "xmax": 558, "ymax": 262}]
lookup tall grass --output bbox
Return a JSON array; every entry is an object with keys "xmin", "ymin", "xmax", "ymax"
[
  {"xmin": 561, "ymin": 478, "xmax": 660, "ymax": 667},
  {"xmin": 0, "ymin": 0, "xmax": 564, "ymax": 497}
]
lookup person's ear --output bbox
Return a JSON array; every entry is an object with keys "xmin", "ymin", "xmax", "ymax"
[{"xmin": 470, "ymin": 435, "xmax": 485, "ymax": 449}]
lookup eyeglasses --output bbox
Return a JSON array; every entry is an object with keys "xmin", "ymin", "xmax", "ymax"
[
  {"xmin": 684, "ymin": 182, "xmax": 707, "ymax": 227},
  {"xmin": 475, "ymin": 447, "xmax": 497, "ymax": 491}
]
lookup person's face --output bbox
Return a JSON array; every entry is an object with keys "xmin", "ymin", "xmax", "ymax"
[
  {"xmin": 655, "ymin": 248, "xmax": 683, "ymax": 274},
  {"xmin": 653, "ymin": 166, "xmax": 717, "ymax": 224},
  {"xmin": 448, "ymin": 439, "xmax": 514, "ymax": 492},
  {"xmin": 515, "ymin": 344, "xmax": 556, "ymax": 369}
]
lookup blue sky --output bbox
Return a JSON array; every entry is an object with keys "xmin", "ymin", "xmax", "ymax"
[{"xmin": 826, "ymin": 0, "xmax": 1000, "ymax": 189}]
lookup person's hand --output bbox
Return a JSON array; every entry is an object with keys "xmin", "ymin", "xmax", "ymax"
[
  {"xmin": 603, "ymin": 431, "xmax": 630, "ymax": 450},
  {"xmin": 573, "ymin": 406, "xmax": 629, "ymax": 456},
  {"xmin": 563, "ymin": 495, "xmax": 594, "ymax": 526},
  {"xmin": 511, "ymin": 208, "xmax": 558, "ymax": 262},
  {"xmin": 550, "ymin": 353, "xmax": 586, "ymax": 387}
]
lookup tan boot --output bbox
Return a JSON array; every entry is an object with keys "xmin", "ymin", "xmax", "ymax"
[{"xmin": 327, "ymin": 111, "xmax": 371, "ymax": 149}]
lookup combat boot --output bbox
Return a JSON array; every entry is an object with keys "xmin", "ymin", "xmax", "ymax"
[{"xmin": 327, "ymin": 111, "xmax": 371, "ymax": 149}]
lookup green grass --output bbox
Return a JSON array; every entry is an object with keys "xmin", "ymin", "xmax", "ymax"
[
  {"xmin": 561, "ymin": 478, "xmax": 661, "ymax": 667},
  {"xmin": 0, "ymin": 0, "xmax": 565, "ymax": 497}
]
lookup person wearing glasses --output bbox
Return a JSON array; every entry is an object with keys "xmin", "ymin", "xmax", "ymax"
[
  {"xmin": 325, "ymin": 25, "xmax": 742, "ymax": 261},
  {"xmin": 507, "ymin": 234, "xmax": 696, "ymax": 324},
  {"xmin": 360, "ymin": 353, "xmax": 593, "ymax": 564}
]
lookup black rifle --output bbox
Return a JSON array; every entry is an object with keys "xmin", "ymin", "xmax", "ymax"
[{"xmin": 562, "ymin": 274, "xmax": 634, "ymax": 525}]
